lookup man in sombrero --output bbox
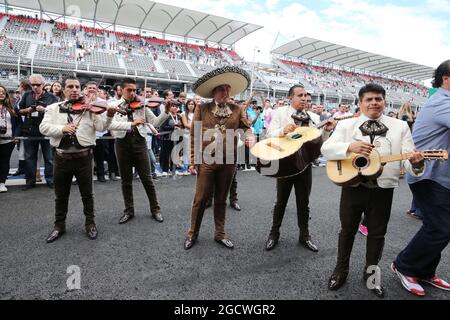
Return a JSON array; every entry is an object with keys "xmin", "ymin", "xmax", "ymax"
[{"xmin": 184, "ymin": 66, "xmax": 255, "ymax": 250}]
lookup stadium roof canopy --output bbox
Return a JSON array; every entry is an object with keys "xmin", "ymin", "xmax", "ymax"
[
  {"xmin": 272, "ymin": 37, "xmax": 434, "ymax": 81},
  {"xmin": 1, "ymin": 0, "xmax": 262, "ymax": 45}
]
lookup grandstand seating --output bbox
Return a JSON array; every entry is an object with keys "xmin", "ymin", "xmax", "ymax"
[
  {"xmin": 0, "ymin": 38, "xmax": 30, "ymax": 57},
  {"xmin": 0, "ymin": 12, "xmax": 429, "ymax": 108},
  {"xmin": 81, "ymin": 51, "xmax": 120, "ymax": 68},
  {"xmin": 3, "ymin": 15, "xmax": 41, "ymax": 40},
  {"xmin": 160, "ymin": 59, "xmax": 192, "ymax": 76},
  {"xmin": 190, "ymin": 64, "xmax": 216, "ymax": 77},
  {"xmin": 35, "ymin": 44, "xmax": 75, "ymax": 62},
  {"xmin": 123, "ymin": 54, "xmax": 156, "ymax": 73}
]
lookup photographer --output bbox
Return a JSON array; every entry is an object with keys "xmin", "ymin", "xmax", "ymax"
[
  {"xmin": 0, "ymin": 85, "xmax": 22, "ymax": 193},
  {"xmin": 18, "ymin": 74, "xmax": 58, "ymax": 190}
]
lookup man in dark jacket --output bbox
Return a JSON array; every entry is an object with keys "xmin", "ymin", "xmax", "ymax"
[{"xmin": 19, "ymin": 74, "xmax": 57, "ymax": 190}]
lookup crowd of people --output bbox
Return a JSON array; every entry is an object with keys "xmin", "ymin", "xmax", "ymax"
[
  {"xmin": 0, "ymin": 54, "xmax": 448, "ymax": 301},
  {"xmin": 0, "ymin": 73, "xmax": 426, "ymax": 195}
]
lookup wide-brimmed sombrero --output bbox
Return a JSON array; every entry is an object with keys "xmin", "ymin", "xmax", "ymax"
[{"xmin": 192, "ymin": 66, "xmax": 251, "ymax": 98}]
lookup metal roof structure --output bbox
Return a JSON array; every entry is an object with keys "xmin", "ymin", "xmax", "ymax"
[
  {"xmin": 272, "ymin": 37, "xmax": 434, "ymax": 81},
  {"xmin": 1, "ymin": 0, "xmax": 262, "ymax": 45}
]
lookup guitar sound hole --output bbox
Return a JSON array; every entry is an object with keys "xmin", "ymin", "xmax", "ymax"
[
  {"xmin": 354, "ymin": 156, "xmax": 368, "ymax": 168},
  {"xmin": 290, "ymin": 133, "xmax": 303, "ymax": 140}
]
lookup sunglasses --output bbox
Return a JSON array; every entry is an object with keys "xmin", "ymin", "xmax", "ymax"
[{"xmin": 31, "ymin": 83, "xmax": 43, "ymax": 87}]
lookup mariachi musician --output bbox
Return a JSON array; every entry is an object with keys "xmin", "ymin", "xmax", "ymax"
[
  {"xmin": 40, "ymin": 76, "xmax": 136, "ymax": 243},
  {"xmin": 107, "ymin": 78, "xmax": 172, "ymax": 225},
  {"xmin": 184, "ymin": 66, "xmax": 255, "ymax": 250},
  {"xmin": 264, "ymin": 84, "xmax": 336, "ymax": 252},
  {"xmin": 321, "ymin": 83, "xmax": 424, "ymax": 298}
]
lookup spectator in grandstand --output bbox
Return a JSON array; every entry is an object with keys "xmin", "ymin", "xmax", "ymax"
[
  {"xmin": 181, "ymin": 99, "xmax": 197, "ymax": 173},
  {"xmin": 334, "ymin": 103, "xmax": 352, "ymax": 118},
  {"xmin": 329, "ymin": 107, "xmax": 337, "ymax": 117},
  {"xmin": 107, "ymin": 78, "xmax": 171, "ymax": 225},
  {"xmin": 145, "ymin": 122, "xmax": 159, "ymax": 180},
  {"xmin": 398, "ymin": 102, "xmax": 415, "ymax": 131},
  {"xmin": 274, "ymin": 99, "xmax": 285, "ymax": 109},
  {"xmin": 43, "ymin": 83, "xmax": 52, "ymax": 93},
  {"xmin": 305, "ymin": 93, "xmax": 312, "ymax": 111},
  {"xmin": 50, "ymin": 81, "xmax": 63, "ymax": 102},
  {"xmin": 243, "ymin": 99, "xmax": 262, "ymax": 169},
  {"xmin": 262, "ymin": 98, "xmax": 274, "ymax": 130},
  {"xmin": 18, "ymin": 74, "xmax": 57, "ymax": 190},
  {"xmin": 193, "ymin": 95, "xmax": 202, "ymax": 106},
  {"xmin": 110, "ymin": 83, "xmax": 122, "ymax": 102},
  {"xmin": 97, "ymin": 87, "xmax": 109, "ymax": 101},
  {"xmin": 0, "ymin": 85, "xmax": 22, "ymax": 193},
  {"xmin": 159, "ymin": 101, "xmax": 183, "ymax": 177},
  {"xmin": 387, "ymin": 111, "xmax": 396, "ymax": 117},
  {"xmin": 10, "ymin": 80, "xmax": 31, "ymax": 177},
  {"xmin": 317, "ymin": 104, "xmax": 331, "ymax": 121},
  {"xmin": 177, "ymin": 92, "xmax": 187, "ymax": 114},
  {"xmin": 160, "ymin": 89, "xmax": 174, "ymax": 115}
]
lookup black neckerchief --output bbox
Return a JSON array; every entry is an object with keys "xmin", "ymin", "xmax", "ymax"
[
  {"xmin": 292, "ymin": 110, "xmax": 311, "ymax": 127},
  {"xmin": 359, "ymin": 119, "xmax": 389, "ymax": 144}
]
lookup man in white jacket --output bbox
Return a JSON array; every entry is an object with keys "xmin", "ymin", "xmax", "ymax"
[
  {"xmin": 107, "ymin": 78, "xmax": 171, "ymax": 225},
  {"xmin": 321, "ymin": 83, "xmax": 425, "ymax": 298},
  {"xmin": 40, "ymin": 76, "xmax": 140, "ymax": 243},
  {"xmin": 264, "ymin": 85, "xmax": 335, "ymax": 253}
]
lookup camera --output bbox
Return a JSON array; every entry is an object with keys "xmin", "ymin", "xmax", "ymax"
[{"xmin": 0, "ymin": 126, "xmax": 7, "ymax": 134}]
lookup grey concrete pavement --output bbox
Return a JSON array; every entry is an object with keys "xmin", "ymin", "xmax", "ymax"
[{"xmin": 0, "ymin": 168, "xmax": 448, "ymax": 300}]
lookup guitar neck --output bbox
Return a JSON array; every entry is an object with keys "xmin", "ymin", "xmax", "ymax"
[{"xmin": 379, "ymin": 153, "xmax": 411, "ymax": 163}]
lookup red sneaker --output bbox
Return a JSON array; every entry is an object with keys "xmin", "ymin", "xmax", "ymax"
[
  {"xmin": 391, "ymin": 263, "xmax": 426, "ymax": 296},
  {"xmin": 421, "ymin": 276, "xmax": 450, "ymax": 291}
]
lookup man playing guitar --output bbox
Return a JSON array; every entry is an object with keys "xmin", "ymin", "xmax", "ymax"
[
  {"xmin": 264, "ymin": 85, "xmax": 335, "ymax": 252},
  {"xmin": 321, "ymin": 83, "xmax": 424, "ymax": 298}
]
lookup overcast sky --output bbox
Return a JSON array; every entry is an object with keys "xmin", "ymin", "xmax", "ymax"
[{"xmin": 162, "ymin": 0, "xmax": 450, "ymax": 81}]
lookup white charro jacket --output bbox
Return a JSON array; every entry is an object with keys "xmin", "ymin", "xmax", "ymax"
[
  {"xmin": 40, "ymin": 101, "xmax": 130, "ymax": 148},
  {"xmin": 321, "ymin": 114, "xmax": 425, "ymax": 188},
  {"xmin": 107, "ymin": 98, "xmax": 170, "ymax": 139}
]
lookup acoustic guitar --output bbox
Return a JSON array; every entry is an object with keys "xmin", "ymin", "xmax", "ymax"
[
  {"xmin": 326, "ymin": 149, "xmax": 448, "ymax": 186},
  {"xmin": 251, "ymin": 115, "xmax": 353, "ymax": 178}
]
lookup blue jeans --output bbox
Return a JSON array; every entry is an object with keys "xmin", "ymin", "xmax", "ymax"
[
  {"xmin": 148, "ymin": 148, "xmax": 157, "ymax": 175},
  {"xmin": 395, "ymin": 180, "xmax": 450, "ymax": 278},
  {"xmin": 24, "ymin": 139, "xmax": 53, "ymax": 186}
]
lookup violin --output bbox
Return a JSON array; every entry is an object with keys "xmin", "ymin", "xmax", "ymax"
[
  {"xmin": 69, "ymin": 98, "xmax": 108, "ymax": 114},
  {"xmin": 144, "ymin": 97, "xmax": 164, "ymax": 108},
  {"xmin": 122, "ymin": 97, "xmax": 144, "ymax": 110}
]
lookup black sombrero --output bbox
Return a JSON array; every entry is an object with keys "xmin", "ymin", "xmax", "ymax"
[{"xmin": 192, "ymin": 66, "xmax": 251, "ymax": 99}]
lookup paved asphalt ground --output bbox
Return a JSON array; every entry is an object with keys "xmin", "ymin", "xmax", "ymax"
[{"xmin": 1, "ymin": 167, "xmax": 448, "ymax": 300}]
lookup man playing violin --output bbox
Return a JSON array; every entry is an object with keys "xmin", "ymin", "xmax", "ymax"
[
  {"xmin": 40, "ymin": 76, "xmax": 139, "ymax": 243},
  {"xmin": 107, "ymin": 78, "xmax": 173, "ymax": 225},
  {"xmin": 264, "ymin": 84, "xmax": 336, "ymax": 253}
]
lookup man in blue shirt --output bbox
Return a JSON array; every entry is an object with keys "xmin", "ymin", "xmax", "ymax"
[
  {"xmin": 392, "ymin": 60, "xmax": 450, "ymax": 296},
  {"xmin": 245, "ymin": 101, "xmax": 264, "ymax": 169}
]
